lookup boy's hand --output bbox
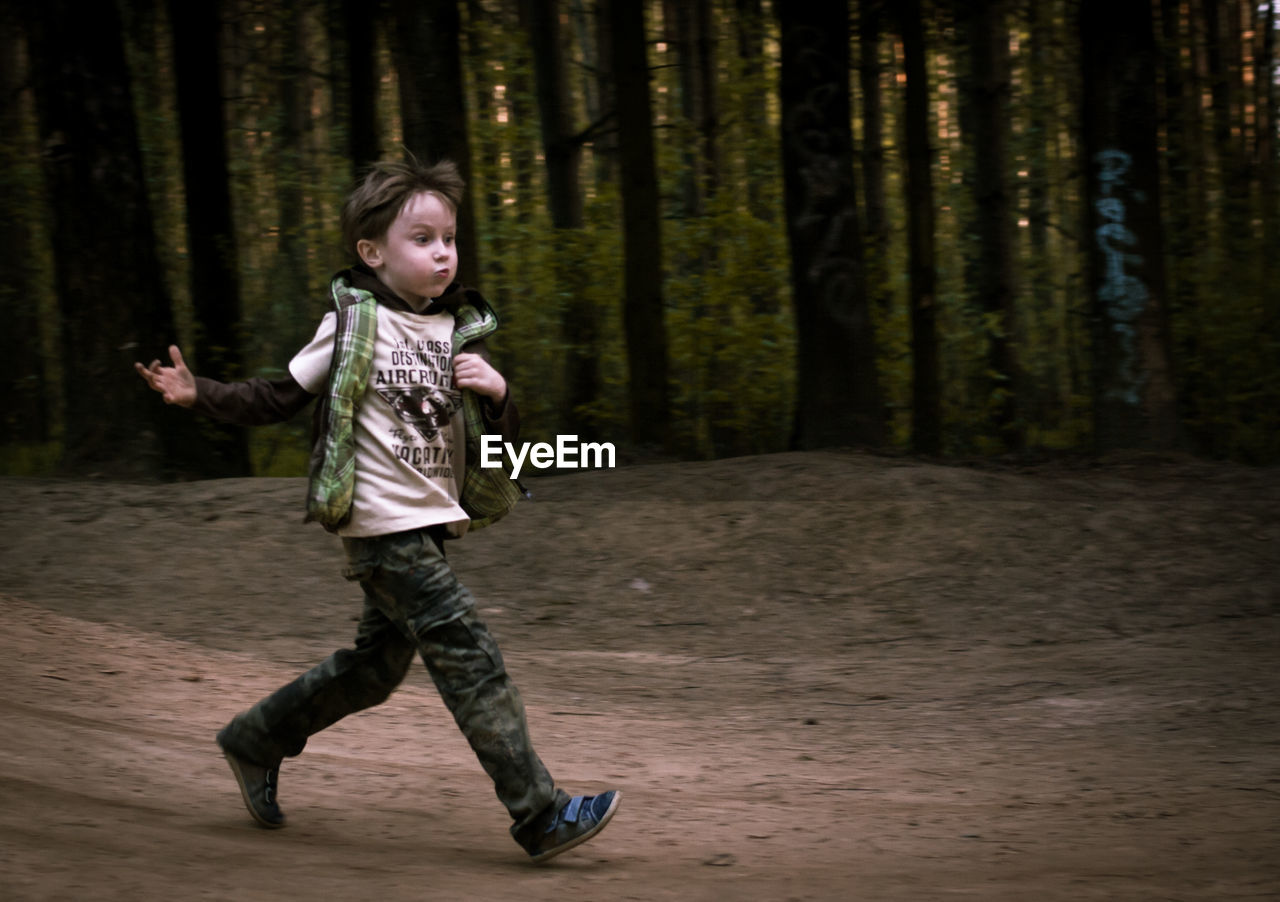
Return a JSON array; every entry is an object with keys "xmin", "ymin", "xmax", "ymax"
[
  {"xmin": 453, "ymin": 352, "xmax": 507, "ymax": 404},
  {"xmin": 134, "ymin": 345, "xmax": 197, "ymax": 407}
]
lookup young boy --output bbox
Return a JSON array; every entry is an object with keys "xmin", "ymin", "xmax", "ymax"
[{"xmin": 134, "ymin": 158, "xmax": 619, "ymax": 863}]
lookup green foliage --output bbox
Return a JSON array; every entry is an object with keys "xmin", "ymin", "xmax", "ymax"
[
  {"xmin": 1172, "ymin": 247, "xmax": 1280, "ymax": 463},
  {"xmin": 250, "ymin": 423, "xmax": 312, "ymax": 477},
  {"xmin": 11, "ymin": 0, "xmax": 1278, "ymax": 473},
  {"xmin": 663, "ymin": 197, "xmax": 795, "ymax": 458},
  {"xmin": 0, "ymin": 442, "xmax": 61, "ymax": 477}
]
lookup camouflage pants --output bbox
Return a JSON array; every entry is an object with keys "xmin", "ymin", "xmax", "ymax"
[{"xmin": 217, "ymin": 526, "xmax": 566, "ymax": 836}]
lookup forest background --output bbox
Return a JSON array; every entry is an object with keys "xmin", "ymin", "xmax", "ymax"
[{"xmin": 2, "ymin": 0, "xmax": 1277, "ymax": 479}]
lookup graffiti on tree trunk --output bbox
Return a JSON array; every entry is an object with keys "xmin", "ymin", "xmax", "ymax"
[{"xmin": 1093, "ymin": 148, "xmax": 1148, "ymax": 406}]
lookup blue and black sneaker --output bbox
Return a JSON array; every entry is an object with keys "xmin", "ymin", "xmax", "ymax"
[{"xmin": 520, "ymin": 791, "xmax": 622, "ymax": 863}]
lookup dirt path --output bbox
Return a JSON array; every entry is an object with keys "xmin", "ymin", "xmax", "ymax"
[{"xmin": 1, "ymin": 450, "xmax": 1277, "ymax": 900}]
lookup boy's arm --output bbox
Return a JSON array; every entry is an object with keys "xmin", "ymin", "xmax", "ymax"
[
  {"xmin": 192, "ymin": 374, "xmax": 316, "ymax": 426},
  {"xmin": 455, "ymin": 340, "xmax": 518, "ymax": 444},
  {"xmin": 482, "ymin": 388, "xmax": 519, "ymax": 445},
  {"xmin": 136, "ymin": 344, "xmax": 315, "ymax": 426}
]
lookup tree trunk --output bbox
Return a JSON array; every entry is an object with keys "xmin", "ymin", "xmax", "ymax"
[
  {"xmin": 167, "ymin": 0, "xmax": 252, "ymax": 475},
  {"xmin": 465, "ymin": 0, "xmax": 504, "ymax": 227},
  {"xmin": 390, "ymin": 0, "xmax": 480, "ymax": 289},
  {"xmin": 1158, "ymin": 0, "xmax": 1196, "ymax": 311},
  {"xmin": 332, "ymin": 0, "xmax": 381, "ymax": 180},
  {"xmin": 778, "ymin": 0, "xmax": 884, "ymax": 450},
  {"xmin": 607, "ymin": 0, "xmax": 670, "ymax": 446},
  {"xmin": 1080, "ymin": 0, "xmax": 1180, "ymax": 451},
  {"xmin": 509, "ymin": 0, "xmax": 538, "ymax": 222},
  {"xmin": 1203, "ymin": 0, "xmax": 1251, "ymax": 259},
  {"xmin": 25, "ymin": 0, "xmax": 215, "ymax": 477},
  {"xmin": 899, "ymin": 0, "xmax": 941, "ymax": 455},
  {"xmin": 1025, "ymin": 0, "xmax": 1058, "ymax": 427},
  {"xmin": 569, "ymin": 0, "xmax": 602, "ymax": 173},
  {"xmin": 733, "ymin": 0, "xmax": 770, "ymax": 222},
  {"xmin": 858, "ymin": 0, "xmax": 890, "ymax": 319},
  {"xmin": 274, "ymin": 0, "xmax": 313, "ymax": 358},
  {"xmin": 959, "ymin": 0, "xmax": 1021, "ymax": 449},
  {"xmin": 1157, "ymin": 0, "xmax": 1208, "ymax": 443},
  {"xmin": 525, "ymin": 0, "xmax": 584, "ymax": 227},
  {"xmin": 1258, "ymin": 1, "xmax": 1278, "ymax": 328},
  {"xmin": 0, "ymin": 10, "xmax": 47, "ymax": 446},
  {"xmin": 592, "ymin": 0, "xmax": 618, "ymax": 184},
  {"xmin": 663, "ymin": 0, "xmax": 719, "ymax": 216},
  {"xmin": 524, "ymin": 0, "xmax": 600, "ymax": 437}
]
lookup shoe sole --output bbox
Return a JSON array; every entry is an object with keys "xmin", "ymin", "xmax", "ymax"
[
  {"xmin": 221, "ymin": 750, "xmax": 286, "ymax": 829},
  {"xmin": 531, "ymin": 791, "xmax": 622, "ymax": 864}
]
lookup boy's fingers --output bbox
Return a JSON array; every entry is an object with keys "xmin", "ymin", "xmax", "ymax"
[{"xmin": 169, "ymin": 345, "xmax": 186, "ymax": 370}]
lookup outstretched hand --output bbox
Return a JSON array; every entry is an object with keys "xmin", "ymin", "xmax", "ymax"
[
  {"xmin": 453, "ymin": 352, "xmax": 507, "ymax": 405},
  {"xmin": 135, "ymin": 345, "xmax": 197, "ymax": 407}
]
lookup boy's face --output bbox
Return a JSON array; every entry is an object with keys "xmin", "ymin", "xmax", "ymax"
[{"xmin": 357, "ymin": 191, "xmax": 457, "ymax": 308}]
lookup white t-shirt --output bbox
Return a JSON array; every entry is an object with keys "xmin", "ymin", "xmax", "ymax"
[{"xmin": 290, "ymin": 305, "xmax": 469, "ymax": 537}]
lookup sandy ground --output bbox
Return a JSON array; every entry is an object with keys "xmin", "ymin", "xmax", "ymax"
[{"xmin": 0, "ymin": 449, "xmax": 1277, "ymax": 901}]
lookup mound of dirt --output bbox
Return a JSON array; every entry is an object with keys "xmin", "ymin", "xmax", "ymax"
[{"xmin": 1, "ymin": 450, "xmax": 1277, "ymax": 900}]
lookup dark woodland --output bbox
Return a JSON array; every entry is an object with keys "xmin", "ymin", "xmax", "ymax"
[{"xmin": 3, "ymin": 0, "xmax": 1277, "ymax": 476}]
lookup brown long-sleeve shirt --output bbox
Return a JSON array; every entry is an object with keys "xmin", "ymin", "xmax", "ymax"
[{"xmin": 190, "ymin": 344, "xmax": 519, "ymax": 442}]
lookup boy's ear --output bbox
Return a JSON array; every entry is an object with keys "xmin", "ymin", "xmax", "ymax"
[{"xmin": 356, "ymin": 238, "xmax": 382, "ymax": 269}]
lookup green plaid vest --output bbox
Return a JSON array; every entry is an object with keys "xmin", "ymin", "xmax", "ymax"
[{"xmin": 305, "ymin": 275, "xmax": 521, "ymax": 532}]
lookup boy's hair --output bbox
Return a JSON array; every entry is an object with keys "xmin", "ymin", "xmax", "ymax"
[{"xmin": 341, "ymin": 157, "xmax": 465, "ymax": 260}]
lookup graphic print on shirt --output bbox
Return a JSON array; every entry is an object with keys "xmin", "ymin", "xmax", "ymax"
[
  {"xmin": 372, "ymin": 335, "xmax": 461, "ymax": 479},
  {"xmin": 375, "ymin": 385, "xmax": 461, "ymax": 443}
]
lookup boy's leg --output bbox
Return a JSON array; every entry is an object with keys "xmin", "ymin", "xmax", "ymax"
[
  {"xmin": 351, "ymin": 528, "xmax": 565, "ymax": 837},
  {"xmin": 416, "ymin": 610, "xmax": 620, "ymax": 862},
  {"xmin": 217, "ymin": 596, "xmax": 416, "ymax": 766},
  {"xmin": 415, "ymin": 608, "xmax": 568, "ymax": 836}
]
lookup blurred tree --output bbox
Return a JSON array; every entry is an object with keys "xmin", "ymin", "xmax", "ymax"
[
  {"xmin": 1157, "ymin": 0, "xmax": 1204, "ymax": 437},
  {"xmin": 778, "ymin": 0, "xmax": 884, "ymax": 450},
  {"xmin": 167, "ymin": 0, "xmax": 252, "ymax": 475},
  {"xmin": 590, "ymin": 0, "xmax": 618, "ymax": 183},
  {"xmin": 732, "ymin": 0, "xmax": 770, "ymax": 222},
  {"xmin": 25, "ymin": 0, "xmax": 216, "ymax": 476},
  {"xmin": 508, "ymin": 0, "xmax": 539, "ymax": 223},
  {"xmin": 329, "ymin": 0, "xmax": 382, "ymax": 180},
  {"xmin": 607, "ymin": 0, "xmax": 670, "ymax": 446},
  {"xmin": 1024, "ymin": 0, "xmax": 1060, "ymax": 427},
  {"xmin": 0, "ymin": 8, "xmax": 47, "ymax": 447},
  {"xmin": 663, "ymin": 0, "xmax": 719, "ymax": 217},
  {"xmin": 465, "ymin": 0, "xmax": 504, "ymax": 226},
  {"xmin": 899, "ymin": 0, "xmax": 941, "ymax": 455},
  {"xmin": 272, "ymin": 0, "xmax": 315, "ymax": 357},
  {"xmin": 1203, "ymin": 0, "xmax": 1252, "ymax": 262},
  {"xmin": 858, "ymin": 0, "xmax": 891, "ymax": 319},
  {"xmin": 1080, "ymin": 0, "xmax": 1180, "ymax": 450},
  {"xmin": 957, "ymin": 0, "xmax": 1021, "ymax": 449},
  {"xmin": 391, "ymin": 0, "xmax": 481, "ymax": 288},
  {"xmin": 525, "ymin": 0, "xmax": 583, "ymax": 229},
  {"xmin": 1257, "ymin": 1, "xmax": 1278, "ymax": 329},
  {"xmin": 524, "ymin": 0, "xmax": 600, "ymax": 436}
]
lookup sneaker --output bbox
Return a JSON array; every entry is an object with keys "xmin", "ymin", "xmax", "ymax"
[
  {"xmin": 216, "ymin": 734, "xmax": 285, "ymax": 829},
  {"xmin": 521, "ymin": 791, "xmax": 621, "ymax": 863}
]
